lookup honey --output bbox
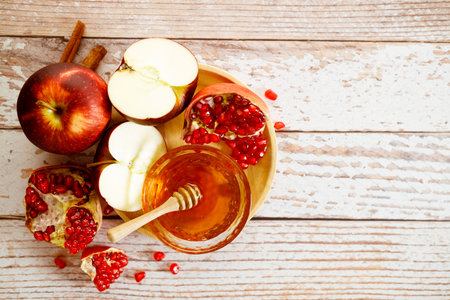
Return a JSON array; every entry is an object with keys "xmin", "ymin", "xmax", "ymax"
[{"xmin": 142, "ymin": 145, "xmax": 251, "ymax": 247}]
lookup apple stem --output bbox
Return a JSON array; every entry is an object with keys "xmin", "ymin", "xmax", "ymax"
[
  {"xmin": 86, "ymin": 160, "xmax": 117, "ymax": 168},
  {"xmin": 36, "ymin": 100, "xmax": 57, "ymax": 112}
]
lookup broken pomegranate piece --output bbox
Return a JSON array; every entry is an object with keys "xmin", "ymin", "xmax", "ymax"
[
  {"xmin": 81, "ymin": 246, "xmax": 128, "ymax": 292},
  {"xmin": 183, "ymin": 83, "xmax": 270, "ymax": 169},
  {"xmin": 24, "ymin": 165, "xmax": 102, "ymax": 254}
]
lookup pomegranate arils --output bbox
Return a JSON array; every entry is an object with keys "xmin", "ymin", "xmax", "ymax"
[
  {"xmin": 25, "ymin": 166, "xmax": 101, "ymax": 255},
  {"xmin": 185, "ymin": 93, "xmax": 268, "ymax": 168},
  {"xmin": 135, "ymin": 272, "xmax": 146, "ymax": 282},
  {"xmin": 264, "ymin": 89, "xmax": 278, "ymax": 100},
  {"xmin": 64, "ymin": 207, "xmax": 97, "ymax": 254},
  {"xmin": 153, "ymin": 251, "xmax": 165, "ymax": 261},
  {"xmin": 33, "ymin": 231, "xmax": 44, "ymax": 241},
  {"xmin": 103, "ymin": 205, "xmax": 114, "ymax": 216},
  {"xmin": 84, "ymin": 249, "xmax": 128, "ymax": 291},
  {"xmin": 170, "ymin": 263, "xmax": 179, "ymax": 275},
  {"xmin": 274, "ymin": 121, "xmax": 285, "ymax": 130},
  {"xmin": 55, "ymin": 257, "xmax": 67, "ymax": 269}
]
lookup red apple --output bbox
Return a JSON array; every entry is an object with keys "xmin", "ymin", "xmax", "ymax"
[
  {"xmin": 107, "ymin": 38, "xmax": 198, "ymax": 125},
  {"xmin": 17, "ymin": 63, "xmax": 111, "ymax": 154}
]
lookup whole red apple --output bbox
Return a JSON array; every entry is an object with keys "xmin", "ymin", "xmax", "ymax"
[{"xmin": 17, "ymin": 63, "xmax": 111, "ymax": 154}]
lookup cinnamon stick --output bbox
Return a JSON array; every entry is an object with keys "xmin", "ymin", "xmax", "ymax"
[
  {"xmin": 60, "ymin": 20, "xmax": 85, "ymax": 63},
  {"xmin": 81, "ymin": 45, "xmax": 107, "ymax": 70}
]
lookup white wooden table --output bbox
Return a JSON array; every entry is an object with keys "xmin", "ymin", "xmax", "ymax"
[{"xmin": 1, "ymin": 1, "xmax": 449, "ymax": 298}]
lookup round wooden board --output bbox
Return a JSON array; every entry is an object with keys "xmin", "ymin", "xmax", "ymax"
[{"xmin": 115, "ymin": 64, "xmax": 277, "ymax": 239}]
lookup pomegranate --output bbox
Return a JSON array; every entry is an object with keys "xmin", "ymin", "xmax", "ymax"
[
  {"xmin": 183, "ymin": 83, "xmax": 270, "ymax": 169},
  {"xmin": 81, "ymin": 246, "xmax": 128, "ymax": 292},
  {"xmin": 24, "ymin": 165, "xmax": 102, "ymax": 254}
]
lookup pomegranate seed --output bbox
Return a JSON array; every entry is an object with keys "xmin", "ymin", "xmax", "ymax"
[
  {"xmin": 264, "ymin": 89, "xmax": 278, "ymax": 100},
  {"xmin": 239, "ymin": 162, "xmax": 249, "ymax": 169},
  {"xmin": 25, "ymin": 195, "xmax": 32, "ymax": 205},
  {"xmin": 248, "ymin": 157, "xmax": 257, "ymax": 165},
  {"xmin": 274, "ymin": 121, "xmax": 285, "ymax": 130},
  {"xmin": 46, "ymin": 225, "xmax": 55, "ymax": 234},
  {"xmin": 103, "ymin": 205, "xmax": 114, "ymax": 216},
  {"xmin": 49, "ymin": 174, "xmax": 56, "ymax": 184},
  {"xmin": 213, "ymin": 96, "xmax": 223, "ymax": 104},
  {"xmin": 37, "ymin": 173, "xmax": 46, "ymax": 182},
  {"xmin": 202, "ymin": 116, "xmax": 213, "ymax": 124},
  {"xmin": 195, "ymin": 102, "xmax": 203, "ymax": 110},
  {"xmin": 38, "ymin": 179, "xmax": 50, "ymax": 193},
  {"xmin": 34, "ymin": 231, "xmax": 44, "ymax": 241},
  {"xmin": 53, "ymin": 185, "xmax": 68, "ymax": 194},
  {"xmin": 29, "ymin": 209, "xmax": 38, "ymax": 218},
  {"xmin": 54, "ymin": 257, "xmax": 66, "ymax": 269},
  {"xmin": 170, "ymin": 263, "xmax": 179, "ymax": 275},
  {"xmin": 153, "ymin": 251, "xmax": 165, "ymax": 261},
  {"xmin": 26, "ymin": 187, "xmax": 34, "ymax": 196},
  {"xmin": 30, "ymin": 174, "xmax": 37, "ymax": 185},
  {"xmin": 134, "ymin": 272, "xmax": 146, "ymax": 282},
  {"xmin": 56, "ymin": 174, "xmax": 64, "ymax": 185},
  {"xmin": 42, "ymin": 232, "xmax": 51, "ymax": 242},
  {"xmin": 210, "ymin": 134, "xmax": 220, "ymax": 143},
  {"xmin": 64, "ymin": 175, "xmax": 74, "ymax": 188}
]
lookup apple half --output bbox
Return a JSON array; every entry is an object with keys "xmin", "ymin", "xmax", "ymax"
[
  {"xmin": 108, "ymin": 38, "xmax": 199, "ymax": 125},
  {"xmin": 93, "ymin": 122, "xmax": 167, "ymax": 212}
]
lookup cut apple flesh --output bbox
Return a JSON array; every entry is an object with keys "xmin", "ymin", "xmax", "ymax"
[
  {"xmin": 108, "ymin": 38, "xmax": 198, "ymax": 121},
  {"xmin": 97, "ymin": 122, "xmax": 167, "ymax": 212}
]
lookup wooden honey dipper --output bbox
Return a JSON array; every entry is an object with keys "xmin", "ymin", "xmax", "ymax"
[{"xmin": 107, "ymin": 184, "xmax": 201, "ymax": 243}]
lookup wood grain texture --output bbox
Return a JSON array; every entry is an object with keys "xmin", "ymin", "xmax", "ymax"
[
  {"xmin": 1, "ymin": 37, "xmax": 449, "ymax": 131},
  {"xmin": 0, "ymin": 218, "xmax": 449, "ymax": 299},
  {"xmin": 0, "ymin": 0, "xmax": 449, "ymax": 41},
  {"xmin": 2, "ymin": 130, "xmax": 449, "ymax": 220}
]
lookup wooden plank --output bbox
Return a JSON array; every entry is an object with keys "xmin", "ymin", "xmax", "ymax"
[
  {"xmin": 1, "ymin": 37, "xmax": 449, "ymax": 131},
  {"xmin": 0, "ymin": 0, "xmax": 449, "ymax": 41},
  {"xmin": 2, "ymin": 130, "xmax": 450, "ymax": 220},
  {"xmin": 0, "ymin": 219, "xmax": 449, "ymax": 298}
]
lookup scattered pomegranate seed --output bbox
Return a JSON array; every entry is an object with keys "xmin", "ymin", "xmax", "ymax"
[
  {"xmin": 264, "ymin": 89, "xmax": 278, "ymax": 100},
  {"xmin": 153, "ymin": 251, "xmax": 165, "ymax": 261},
  {"xmin": 134, "ymin": 271, "xmax": 146, "ymax": 282},
  {"xmin": 170, "ymin": 263, "xmax": 179, "ymax": 275},
  {"xmin": 274, "ymin": 121, "xmax": 285, "ymax": 130},
  {"xmin": 54, "ymin": 257, "xmax": 67, "ymax": 269}
]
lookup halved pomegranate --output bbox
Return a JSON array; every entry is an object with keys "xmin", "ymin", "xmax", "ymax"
[
  {"xmin": 81, "ymin": 246, "xmax": 128, "ymax": 292},
  {"xmin": 24, "ymin": 165, "xmax": 102, "ymax": 254},
  {"xmin": 183, "ymin": 83, "xmax": 270, "ymax": 169}
]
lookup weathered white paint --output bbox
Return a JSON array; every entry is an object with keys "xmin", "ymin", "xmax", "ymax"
[
  {"xmin": 1, "ymin": 38, "xmax": 449, "ymax": 131},
  {"xmin": 0, "ymin": 219, "xmax": 449, "ymax": 298},
  {"xmin": 2, "ymin": 130, "xmax": 449, "ymax": 220}
]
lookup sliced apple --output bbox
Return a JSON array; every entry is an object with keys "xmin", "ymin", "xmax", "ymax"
[
  {"xmin": 95, "ymin": 121, "xmax": 167, "ymax": 212},
  {"xmin": 108, "ymin": 38, "xmax": 199, "ymax": 125}
]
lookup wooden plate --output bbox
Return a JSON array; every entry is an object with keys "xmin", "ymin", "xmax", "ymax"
[{"xmin": 115, "ymin": 64, "xmax": 277, "ymax": 239}]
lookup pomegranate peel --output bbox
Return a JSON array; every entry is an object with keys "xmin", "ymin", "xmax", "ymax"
[
  {"xmin": 24, "ymin": 165, "xmax": 102, "ymax": 254},
  {"xmin": 81, "ymin": 246, "xmax": 128, "ymax": 292}
]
